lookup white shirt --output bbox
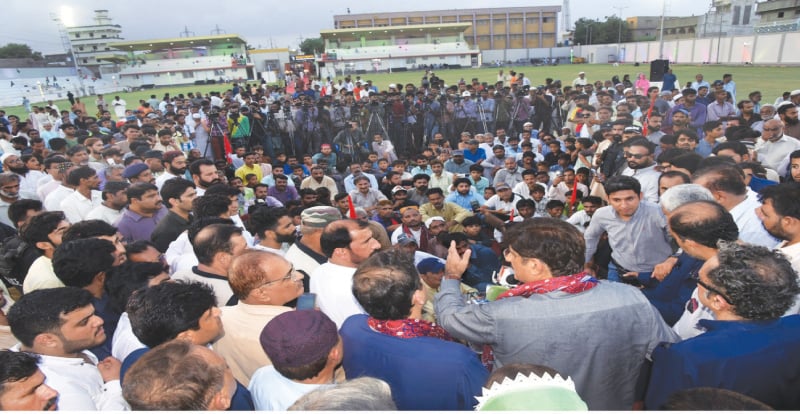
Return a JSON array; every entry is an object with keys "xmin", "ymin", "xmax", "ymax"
[
  {"xmin": 9, "ymin": 346, "xmax": 130, "ymax": 411},
  {"xmin": 22, "ymin": 256, "xmax": 63, "ymax": 293},
  {"xmin": 165, "ymin": 231, "xmax": 198, "ymax": 275},
  {"xmin": 249, "ymin": 365, "xmax": 325, "ymax": 411},
  {"xmin": 85, "ymin": 204, "xmax": 123, "ymax": 225},
  {"xmin": 621, "ymin": 164, "xmax": 660, "ymax": 204},
  {"xmin": 111, "ymin": 312, "xmax": 145, "ymax": 362},
  {"xmin": 154, "ymin": 171, "xmax": 179, "ymax": 190},
  {"xmin": 309, "ymin": 262, "xmax": 365, "ymax": 328},
  {"xmin": 566, "ymin": 210, "xmax": 593, "ymax": 233},
  {"xmin": 18, "ymin": 171, "xmax": 46, "ymax": 200},
  {"xmin": 45, "ymin": 185, "xmax": 75, "ymax": 212},
  {"xmin": 391, "ymin": 226, "xmax": 422, "ymax": 245},
  {"xmin": 755, "ymin": 134, "xmax": 800, "ymax": 170},
  {"xmin": 729, "ymin": 194, "xmax": 780, "ymax": 248},
  {"xmin": 672, "ymin": 288, "xmax": 714, "ymax": 340},
  {"xmin": 779, "ymin": 241, "xmax": 800, "ymax": 315},
  {"xmin": 547, "ymin": 181, "xmax": 589, "ymax": 203},
  {"xmin": 172, "ymin": 267, "xmax": 235, "ymax": 306},
  {"xmin": 37, "ymin": 177, "xmax": 60, "ymax": 202},
  {"xmin": 61, "ymin": 190, "xmax": 102, "ymax": 223}
]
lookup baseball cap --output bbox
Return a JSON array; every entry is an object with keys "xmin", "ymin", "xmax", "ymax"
[
  {"xmin": 301, "ymin": 206, "xmax": 342, "ymax": 228},
  {"xmin": 391, "ymin": 185, "xmax": 408, "ymax": 195},
  {"xmin": 495, "ymin": 182, "xmax": 511, "ymax": 191},
  {"xmin": 396, "ymin": 233, "xmax": 417, "ymax": 246},
  {"xmin": 623, "ymin": 125, "xmax": 643, "ymax": 134},
  {"xmin": 417, "ymin": 257, "xmax": 445, "ymax": 274}
]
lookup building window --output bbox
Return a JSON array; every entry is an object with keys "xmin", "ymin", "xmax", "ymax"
[
  {"xmin": 74, "ymin": 33, "xmax": 80, "ymax": 38},
  {"xmin": 82, "ymin": 59, "xmax": 88, "ymax": 63},
  {"xmin": 182, "ymin": 71, "xmax": 194, "ymax": 79},
  {"xmin": 78, "ymin": 46, "xmax": 84, "ymax": 51},
  {"xmin": 732, "ymin": 6, "xmax": 741, "ymax": 25},
  {"xmin": 92, "ymin": 46, "xmax": 97, "ymax": 50},
  {"xmin": 89, "ymin": 32, "xmax": 95, "ymax": 37},
  {"xmin": 744, "ymin": 5, "xmax": 752, "ymax": 24},
  {"xmin": 102, "ymin": 34, "xmax": 107, "ymax": 38},
  {"xmin": 778, "ymin": 11, "xmax": 785, "ymax": 18},
  {"xmin": 542, "ymin": 17, "xmax": 549, "ymax": 23}
]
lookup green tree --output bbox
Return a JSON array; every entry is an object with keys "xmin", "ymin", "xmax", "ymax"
[
  {"xmin": 572, "ymin": 17, "xmax": 631, "ymax": 45},
  {"xmin": 299, "ymin": 38, "xmax": 324, "ymax": 55},
  {"xmin": 0, "ymin": 43, "xmax": 43, "ymax": 60}
]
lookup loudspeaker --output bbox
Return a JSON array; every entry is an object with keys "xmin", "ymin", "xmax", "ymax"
[{"xmin": 649, "ymin": 59, "xmax": 669, "ymax": 82}]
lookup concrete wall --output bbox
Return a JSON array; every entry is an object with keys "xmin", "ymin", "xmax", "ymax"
[{"xmin": 563, "ymin": 32, "xmax": 800, "ymax": 64}]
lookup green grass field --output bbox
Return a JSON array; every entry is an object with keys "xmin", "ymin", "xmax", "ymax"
[{"xmin": 3, "ymin": 63, "xmax": 793, "ymax": 119}]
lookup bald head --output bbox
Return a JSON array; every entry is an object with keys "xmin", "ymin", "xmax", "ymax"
[
  {"xmin": 669, "ymin": 200, "xmax": 739, "ymax": 249},
  {"xmin": 228, "ymin": 250, "xmax": 287, "ymax": 301}
]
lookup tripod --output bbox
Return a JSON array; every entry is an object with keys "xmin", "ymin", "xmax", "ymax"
[
  {"xmin": 476, "ymin": 99, "xmax": 489, "ymax": 135},
  {"xmin": 207, "ymin": 118, "xmax": 227, "ymax": 161}
]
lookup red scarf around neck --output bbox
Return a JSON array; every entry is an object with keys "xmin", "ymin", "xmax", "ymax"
[
  {"xmin": 497, "ymin": 272, "xmax": 598, "ymax": 299},
  {"xmin": 403, "ymin": 224, "xmax": 429, "ymax": 252},
  {"xmin": 481, "ymin": 272, "xmax": 598, "ymax": 372},
  {"xmin": 368, "ymin": 317, "xmax": 453, "ymax": 342}
]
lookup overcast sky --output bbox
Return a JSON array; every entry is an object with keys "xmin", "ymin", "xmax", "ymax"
[{"xmin": 6, "ymin": 0, "xmax": 710, "ymax": 55}]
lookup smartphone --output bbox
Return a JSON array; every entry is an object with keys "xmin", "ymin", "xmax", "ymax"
[{"xmin": 296, "ymin": 293, "xmax": 317, "ymax": 310}]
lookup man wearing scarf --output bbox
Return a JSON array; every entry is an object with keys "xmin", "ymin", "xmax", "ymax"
[
  {"xmin": 340, "ymin": 250, "xmax": 487, "ymax": 410},
  {"xmin": 435, "ymin": 218, "xmax": 679, "ymax": 410}
]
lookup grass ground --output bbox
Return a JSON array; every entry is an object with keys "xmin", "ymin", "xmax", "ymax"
[{"xmin": 3, "ymin": 63, "xmax": 793, "ymax": 119}]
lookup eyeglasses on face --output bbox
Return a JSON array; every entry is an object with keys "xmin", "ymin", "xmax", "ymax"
[
  {"xmin": 692, "ymin": 271, "xmax": 733, "ymax": 305},
  {"xmin": 624, "ymin": 152, "xmax": 649, "ymax": 159},
  {"xmin": 260, "ymin": 266, "xmax": 299, "ymax": 288}
]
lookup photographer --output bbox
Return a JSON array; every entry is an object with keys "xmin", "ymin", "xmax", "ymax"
[
  {"xmin": 510, "ymin": 88, "xmax": 532, "ymax": 136},
  {"xmin": 228, "ymin": 105, "xmax": 251, "ymax": 150},
  {"xmin": 333, "ymin": 121, "xmax": 368, "ymax": 165},
  {"xmin": 531, "ymin": 86, "xmax": 554, "ymax": 136},
  {"xmin": 477, "ymin": 89, "xmax": 495, "ymax": 135}
]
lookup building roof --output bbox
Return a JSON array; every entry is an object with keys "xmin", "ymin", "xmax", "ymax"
[
  {"xmin": 334, "ymin": 6, "xmax": 561, "ymax": 20},
  {"xmin": 321, "ymin": 22, "xmax": 472, "ymax": 39},
  {"xmin": 108, "ymin": 34, "xmax": 247, "ymax": 51}
]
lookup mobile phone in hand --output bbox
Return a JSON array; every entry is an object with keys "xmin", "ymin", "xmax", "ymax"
[{"xmin": 296, "ymin": 293, "xmax": 317, "ymax": 310}]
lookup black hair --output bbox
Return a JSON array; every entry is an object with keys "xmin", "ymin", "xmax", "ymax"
[
  {"xmin": 604, "ymin": 175, "xmax": 641, "ymax": 196},
  {"xmin": 320, "ymin": 220, "xmax": 368, "ymax": 258},
  {"xmin": 7, "ymin": 199, "xmax": 42, "ymax": 227},
  {"xmin": 247, "ymin": 206, "xmax": 290, "ymax": 238},
  {"xmin": 53, "ymin": 238, "xmax": 117, "ymax": 288},
  {"xmin": 65, "ymin": 166, "xmax": 96, "ymax": 187},
  {"xmin": 127, "ymin": 281, "xmax": 218, "ymax": 348},
  {"xmin": 7, "ymin": 287, "xmax": 94, "ymax": 347},
  {"xmin": 192, "ymin": 194, "xmax": 231, "ymax": 218},
  {"xmin": 352, "ymin": 250, "xmax": 420, "ymax": 320},
  {"xmin": 192, "ymin": 223, "xmax": 243, "ymax": 265},
  {"xmin": 160, "ymin": 178, "xmax": 196, "ymax": 209},
  {"xmin": 759, "ymin": 182, "xmax": 800, "ymax": 220},
  {"xmin": 62, "ymin": 219, "xmax": 117, "ymax": 242},
  {"xmin": 105, "ymin": 261, "xmax": 167, "ymax": 315},
  {"xmin": 20, "ymin": 211, "xmax": 65, "ymax": 251},
  {"xmin": 188, "ymin": 158, "xmax": 214, "ymax": 176},
  {"xmin": 0, "ymin": 351, "xmax": 40, "ymax": 404},
  {"xmin": 101, "ymin": 180, "xmax": 130, "ymax": 202}
]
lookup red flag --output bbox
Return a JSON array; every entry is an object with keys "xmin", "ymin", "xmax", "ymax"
[
  {"xmin": 509, "ymin": 208, "xmax": 515, "ymax": 222},
  {"xmin": 643, "ymin": 93, "xmax": 656, "ymax": 136},
  {"xmin": 568, "ymin": 176, "xmax": 579, "ymax": 212},
  {"xmin": 347, "ymin": 195, "xmax": 357, "ymax": 219}
]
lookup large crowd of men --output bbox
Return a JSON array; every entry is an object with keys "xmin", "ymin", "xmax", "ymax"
[{"xmin": 0, "ymin": 67, "xmax": 800, "ymax": 410}]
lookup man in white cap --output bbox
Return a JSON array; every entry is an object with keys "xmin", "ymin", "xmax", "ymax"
[{"xmin": 572, "ymin": 72, "xmax": 587, "ymax": 88}]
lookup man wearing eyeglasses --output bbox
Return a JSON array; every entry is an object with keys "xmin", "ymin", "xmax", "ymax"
[
  {"xmin": 646, "ymin": 242, "xmax": 800, "ymax": 410},
  {"xmin": 620, "ymin": 138, "xmax": 660, "ymax": 203},
  {"xmin": 213, "ymin": 251, "xmax": 302, "ymax": 387}
]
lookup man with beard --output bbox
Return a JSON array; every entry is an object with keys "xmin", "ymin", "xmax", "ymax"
[
  {"xmin": 390, "ymin": 206, "xmax": 430, "ymax": 251},
  {"xmin": 343, "ymin": 162, "xmax": 378, "ymax": 193},
  {"xmin": 445, "ymin": 177, "xmax": 485, "ymax": 212},
  {"xmin": 189, "ymin": 158, "xmax": 220, "ymax": 196},
  {"xmin": 116, "ymin": 183, "xmax": 167, "ymax": 243},
  {"xmin": 756, "ymin": 183, "xmax": 800, "ymax": 306},
  {"xmin": 646, "ymin": 113, "xmax": 665, "ymax": 148},
  {"xmin": 300, "ymin": 166, "xmax": 338, "ymax": 202},
  {"xmin": 778, "ymin": 101, "xmax": 800, "ymax": 139},
  {"xmin": 547, "ymin": 168, "xmax": 589, "ymax": 203},
  {"xmin": 7, "ymin": 287, "xmax": 129, "ymax": 410},
  {"xmin": 406, "ymin": 174, "xmax": 430, "ymax": 205},
  {"xmin": 150, "ymin": 178, "xmax": 196, "ymax": 253},
  {"xmin": 60, "ymin": 167, "xmax": 102, "ymax": 224},
  {"xmin": 348, "ymin": 176, "xmax": 387, "ymax": 216},
  {"xmin": 755, "ymin": 119, "xmax": 800, "ymax": 171},
  {"xmin": 2, "ymin": 153, "xmax": 45, "ymax": 200},
  {"xmin": 155, "ymin": 151, "xmax": 188, "ymax": 190},
  {"xmin": 86, "ymin": 181, "xmax": 129, "ymax": 225},
  {"xmin": 248, "ymin": 206, "xmax": 296, "ymax": 256},
  {"xmin": 620, "ymin": 138, "xmax": 660, "ymax": 203},
  {"xmin": 0, "ymin": 173, "xmax": 21, "ymax": 228},
  {"xmin": 152, "ymin": 129, "xmax": 181, "ymax": 153},
  {"xmin": 0, "ymin": 351, "xmax": 60, "ymax": 411},
  {"xmin": 310, "ymin": 219, "xmax": 381, "ymax": 328}
]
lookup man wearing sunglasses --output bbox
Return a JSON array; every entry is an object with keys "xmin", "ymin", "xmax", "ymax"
[
  {"xmin": 620, "ymin": 137, "xmax": 660, "ymax": 203},
  {"xmin": 646, "ymin": 241, "xmax": 800, "ymax": 410}
]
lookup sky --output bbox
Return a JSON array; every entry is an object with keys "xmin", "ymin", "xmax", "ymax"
[{"xmin": 5, "ymin": 0, "xmax": 711, "ymax": 55}]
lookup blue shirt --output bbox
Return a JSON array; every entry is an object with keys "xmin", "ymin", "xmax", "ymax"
[
  {"xmin": 641, "ymin": 252, "xmax": 700, "ymax": 326},
  {"xmin": 646, "ymin": 315, "xmax": 800, "ymax": 410},
  {"xmin": 445, "ymin": 190, "xmax": 485, "ymax": 211},
  {"xmin": 463, "ymin": 148, "xmax": 486, "ymax": 163},
  {"xmin": 340, "ymin": 314, "xmax": 488, "ymax": 410}
]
